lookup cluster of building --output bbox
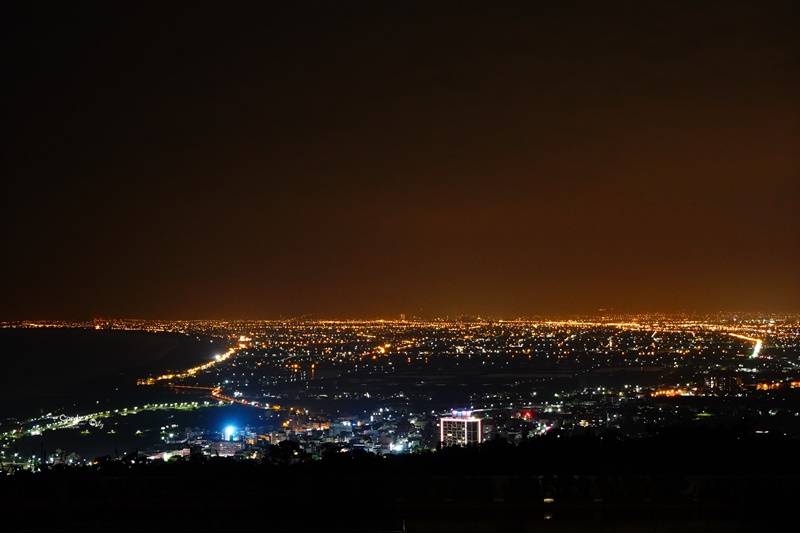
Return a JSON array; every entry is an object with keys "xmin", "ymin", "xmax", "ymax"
[{"xmin": 3, "ymin": 313, "xmax": 800, "ymax": 470}]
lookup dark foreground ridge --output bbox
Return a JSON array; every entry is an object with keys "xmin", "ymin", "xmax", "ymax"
[{"xmin": 4, "ymin": 426, "xmax": 799, "ymax": 532}]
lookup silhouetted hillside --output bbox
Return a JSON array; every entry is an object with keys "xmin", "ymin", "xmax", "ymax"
[{"xmin": 4, "ymin": 427, "xmax": 799, "ymax": 532}]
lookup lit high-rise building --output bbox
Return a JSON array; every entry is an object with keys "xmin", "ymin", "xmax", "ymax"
[{"xmin": 439, "ymin": 410, "xmax": 482, "ymax": 447}]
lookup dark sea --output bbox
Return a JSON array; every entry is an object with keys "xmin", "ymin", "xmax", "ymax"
[{"xmin": 0, "ymin": 327, "xmax": 252, "ymax": 460}]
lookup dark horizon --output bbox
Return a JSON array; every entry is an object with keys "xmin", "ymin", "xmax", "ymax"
[{"xmin": 3, "ymin": 1, "xmax": 798, "ymax": 322}]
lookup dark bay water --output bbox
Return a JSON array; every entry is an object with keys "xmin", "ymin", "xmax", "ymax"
[
  {"xmin": 0, "ymin": 327, "xmax": 229, "ymax": 419},
  {"xmin": 0, "ymin": 327, "xmax": 251, "ymax": 459}
]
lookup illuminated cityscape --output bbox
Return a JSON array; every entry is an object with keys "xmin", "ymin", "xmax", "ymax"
[
  {"xmin": 3, "ymin": 312, "xmax": 799, "ymax": 463},
  {"xmin": 2, "ymin": 313, "xmax": 800, "ymax": 530}
]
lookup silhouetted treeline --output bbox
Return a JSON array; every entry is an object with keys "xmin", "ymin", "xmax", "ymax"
[{"xmin": 4, "ymin": 426, "xmax": 799, "ymax": 532}]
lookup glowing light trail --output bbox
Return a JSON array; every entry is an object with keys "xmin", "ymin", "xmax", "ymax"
[
  {"xmin": 728, "ymin": 333, "xmax": 763, "ymax": 358},
  {"xmin": 137, "ymin": 345, "xmax": 240, "ymax": 385}
]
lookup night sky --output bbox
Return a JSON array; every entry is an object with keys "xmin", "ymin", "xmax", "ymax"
[{"xmin": 2, "ymin": 1, "xmax": 798, "ymax": 321}]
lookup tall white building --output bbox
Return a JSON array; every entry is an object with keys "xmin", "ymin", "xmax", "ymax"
[{"xmin": 439, "ymin": 410, "xmax": 482, "ymax": 447}]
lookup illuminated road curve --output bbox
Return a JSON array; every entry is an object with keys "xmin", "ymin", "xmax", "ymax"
[
  {"xmin": 137, "ymin": 344, "xmax": 243, "ymax": 385},
  {"xmin": 728, "ymin": 333, "xmax": 763, "ymax": 358}
]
